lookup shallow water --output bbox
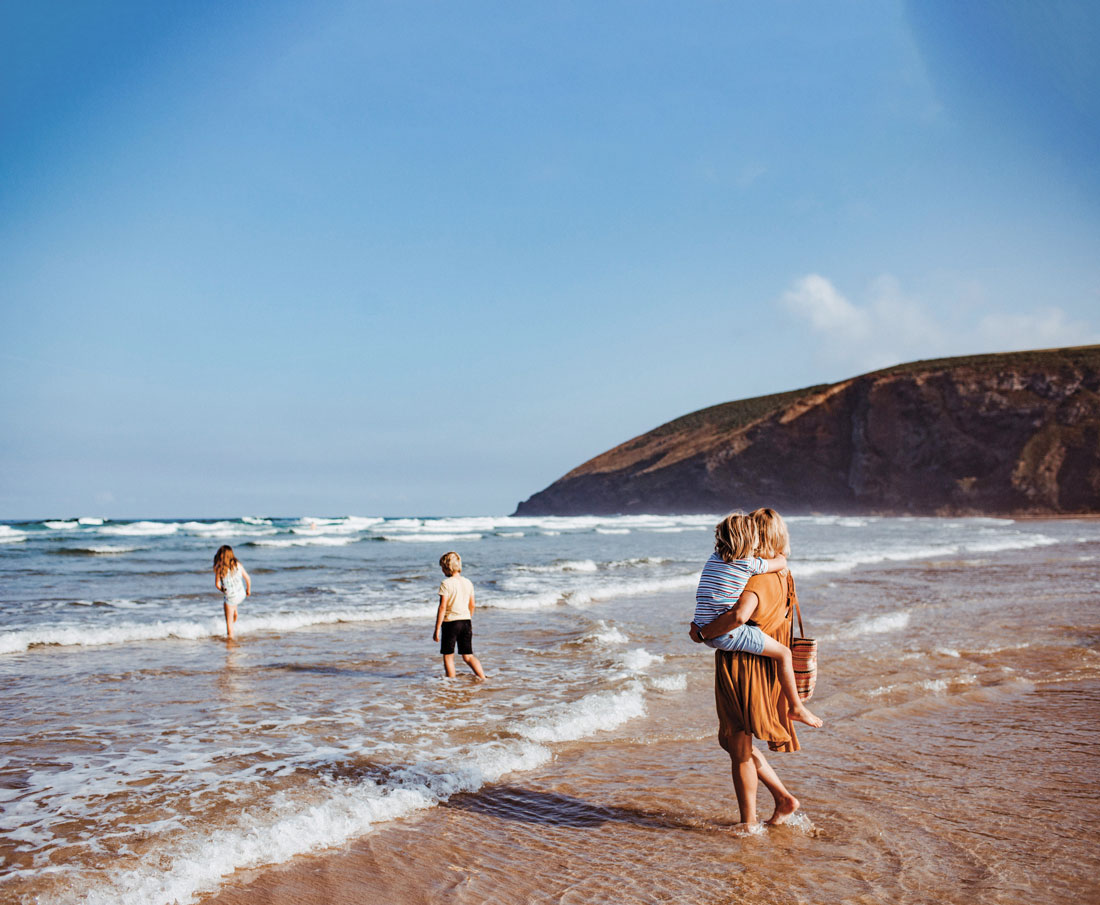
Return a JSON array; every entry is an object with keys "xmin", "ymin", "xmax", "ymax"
[{"xmin": 1, "ymin": 515, "xmax": 1098, "ymax": 904}]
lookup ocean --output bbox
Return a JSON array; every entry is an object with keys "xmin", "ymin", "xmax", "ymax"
[{"xmin": 1, "ymin": 514, "xmax": 1098, "ymax": 904}]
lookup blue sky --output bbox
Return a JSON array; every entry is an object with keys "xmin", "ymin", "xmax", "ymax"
[{"xmin": 2, "ymin": 1, "xmax": 1098, "ymax": 517}]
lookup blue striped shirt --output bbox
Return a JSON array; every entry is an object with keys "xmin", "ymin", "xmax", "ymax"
[{"xmin": 693, "ymin": 554, "xmax": 767, "ymax": 627}]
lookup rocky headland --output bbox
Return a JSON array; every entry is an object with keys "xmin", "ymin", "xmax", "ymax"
[{"xmin": 514, "ymin": 346, "xmax": 1100, "ymax": 516}]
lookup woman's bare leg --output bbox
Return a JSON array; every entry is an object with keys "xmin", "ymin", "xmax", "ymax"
[
  {"xmin": 758, "ymin": 635, "xmax": 822, "ymax": 727},
  {"xmin": 223, "ymin": 602, "xmax": 237, "ymax": 640},
  {"xmin": 751, "ymin": 747, "xmax": 800, "ymax": 825},
  {"xmin": 723, "ymin": 730, "xmax": 759, "ymax": 827}
]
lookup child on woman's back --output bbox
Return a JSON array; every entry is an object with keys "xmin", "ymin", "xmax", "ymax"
[
  {"xmin": 691, "ymin": 513, "xmax": 822, "ymax": 728},
  {"xmin": 213, "ymin": 545, "xmax": 251, "ymax": 640}
]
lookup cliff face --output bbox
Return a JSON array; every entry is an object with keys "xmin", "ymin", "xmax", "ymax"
[{"xmin": 514, "ymin": 346, "xmax": 1100, "ymax": 516}]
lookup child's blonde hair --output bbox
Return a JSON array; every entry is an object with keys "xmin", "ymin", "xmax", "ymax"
[
  {"xmin": 750, "ymin": 507, "xmax": 790, "ymax": 558},
  {"xmin": 213, "ymin": 545, "xmax": 239, "ymax": 581},
  {"xmin": 439, "ymin": 551, "xmax": 462, "ymax": 576},
  {"xmin": 713, "ymin": 512, "xmax": 758, "ymax": 563}
]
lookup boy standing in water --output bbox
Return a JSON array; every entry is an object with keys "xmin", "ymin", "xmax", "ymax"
[{"xmin": 433, "ymin": 551, "xmax": 486, "ymax": 679}]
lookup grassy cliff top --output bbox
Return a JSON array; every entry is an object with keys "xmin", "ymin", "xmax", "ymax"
[{"xmin": 651, "ymin": 345, "xmax": 1100, "ymax": 441}]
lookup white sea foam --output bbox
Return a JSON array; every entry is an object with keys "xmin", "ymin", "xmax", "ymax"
[
  {"xmin": 488, "ymin": 571, "xmax": 699, "ymax": 611},
  {"xmin": 511, "ymin": 684, "xmax": 647, "ymax": 743},
  {"xmin": 0, "ymin": 526, "xmax": 27, "ymax": 544},
  {"xmin": 578, "ymin": 621, "xmax": 629, "ymax": 645},
  {"xmin": 180, "ymin": 521, "xmax": 278, "ymax": 537},
  {"xmin": 69, "ymin": 740, "xmax": 551, "ymax": 905},
  {"xmin": 618, "ymin": 648, "xmax": 663, "ymax": 671},
  {"xmin": 649, "ymin": 674, "xmax": 688, "ymax": 691},
  {"xmin": 595, "ymin": 527, "xmax": 630, "ymax": 534},
  {"xmin": 43, "ymin": 520, "xmax": 79, "ymax": 530},
  {"xmin": 381, "ymin": 533, "xmax": 483, "ymax": 543},
  {"xmin": 0, "ymin": 605, "xmax": 438, "ymax": 655},
  {"xmin": 68, "ymin": 545, "xmax": 141, "ymax": 555},
  {"xmin": 99, "ymin": 521, "xmax": 179, "ymax": 536},
  {"xmin": 819, "ymin": 610, "xmax": 911, "ymax": 641},
  {"xmin": 482, "ymin": 591, "xmax": 564, "ymax": 610},
  {"xmin": 869, "ymin": 673, "xmax": 977, "ymax": 697},
  {"xmin": 564, "ymin": 572, "xmax": 700, "ymax": 606},
  {"xmin": 250, "ymin": 536, "xmax": 358, "ymax": 548},
  {"xmin": 78, "ymin": 517, "xmax": 104, "ymax": 525},
  {"xmin": 796, "ymin": 531, "xmax": 1057, "ymax": 577},
  {"xmin": 518, "ymin": 559, "xmax": 600, "ymax": 574},
  {"xmin": 610, "ymin": 556, "xmax": 674, "ymax": 567},
  {"xmin": 297, "ymin": 516, "xmax": 384, "ymax": 533}
]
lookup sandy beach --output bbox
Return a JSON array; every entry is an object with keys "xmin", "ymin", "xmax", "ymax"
[
  {"xmin": 2, "ymin": 515, "xmax": 1098, "ymax": 905},
  {"xmin": 205, "ymin": 539, "xmax": 1100, "ymax": 904}
]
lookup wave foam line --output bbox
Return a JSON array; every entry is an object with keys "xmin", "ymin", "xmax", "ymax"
[
  {"xmin": 249, "ymin": 536, "xmax": 358, "ymax": 547},
  {"xmin": 795, "ymin": 532, "xmax": 1057, "ymax": 577},
  {"xmin": 380, "ymin": 532, "xmax": 483, "ymax": 543},
  {"xmin": 73, "ymin": 741, "xmax": 550, "ymax": 905},
  {"xmin": 485, "ymin": 572, "xmax": 699, "ymax": 611},
  {"xmin": 99, "ymin": 521, "xmax": 180, "ymax": 536},
  {"xmin": 510, "ymin": 683, "xmax": 647, "ymax": 743},
  {"xmin": 818, "ymin": 610, "xmax": 911, "ymax": 641},
  {"xmin": 0, "ymin": 605, "xmax": 438, "ymax": 655},
  {"xmin": 54, "ymin": 545, "xmax": 141, "ymax": 556}
]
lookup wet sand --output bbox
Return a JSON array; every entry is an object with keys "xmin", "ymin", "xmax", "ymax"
[{"xmin": 204, "ymin": 550, "xmax": 1100, "ymax": 905}]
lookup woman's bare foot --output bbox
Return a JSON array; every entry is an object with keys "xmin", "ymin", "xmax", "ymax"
[
  {"xmin": 765, "ymin": 794, "xmax": 800, "ymax": 825},
  {"xmin": 790, "ymin": 703, "xmax": 823, "ymax": 728}
]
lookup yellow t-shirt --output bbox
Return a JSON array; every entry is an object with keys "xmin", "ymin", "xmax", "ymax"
[{"xmin": 438, "ymin": 575, "xmax": 474, "ymax": 621}]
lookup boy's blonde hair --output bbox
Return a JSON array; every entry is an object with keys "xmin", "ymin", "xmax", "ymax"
[
  {"xmin": 439, "ymin": 551, "xmax": 462, "ymax": 576},
  {"xmin": 213, "ymin": 545, "xmax": 239, "ymax": 581},
  {"xmin": 750, "ymin": 508, "xmax": 790, "ymax": 558},
  {"xmin": 713, "ymin": 512, "xmax": 758, "ymax": 563}
]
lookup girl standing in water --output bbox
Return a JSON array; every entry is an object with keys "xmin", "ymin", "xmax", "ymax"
[{"xmin": 213, "ymin": 545, "xmax": 251, "ymax": 640}]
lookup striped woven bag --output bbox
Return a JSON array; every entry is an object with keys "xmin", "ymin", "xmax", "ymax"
[{"xmin": 787, "ymin": 574, "xmax": 818, "ymax": 701}]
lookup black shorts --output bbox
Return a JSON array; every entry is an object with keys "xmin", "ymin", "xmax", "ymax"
[{"xmin": 440, "ymin": 619, "xmax": 473, "ymax": 655}]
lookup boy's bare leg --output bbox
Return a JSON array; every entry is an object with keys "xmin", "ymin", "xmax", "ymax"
[
  {"xmin": 461, "ymin": 654, "xmax": 486, "ymax": 679},
  {"xmin": 759, "ymin": 636, "xmax": 822, "ymax": 727},
  {"xmin": 751, "ymin": 747, "xmax": 800, "ymax": 825},
  {"xmin": 224, "ymin": 602, "xmax": 236, "ymax": 640},
  {"xmin": 442, "ymin": 654, "xmax": 457, "ymax": 678}
]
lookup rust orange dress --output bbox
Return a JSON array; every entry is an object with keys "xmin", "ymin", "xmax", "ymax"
[{"xmin": 714, "ymin": 570, "xmax": 800, "ymax": 753}]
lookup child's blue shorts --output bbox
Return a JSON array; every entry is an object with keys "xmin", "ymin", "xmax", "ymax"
[{"xmin": 704, "ymin": 622, "xmax": 766, "ymax": 655}]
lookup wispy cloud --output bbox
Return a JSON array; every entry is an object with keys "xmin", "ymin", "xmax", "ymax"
[{"xmin": 778, "ymin": 273, "xmax": 1099, "ymax": 373}]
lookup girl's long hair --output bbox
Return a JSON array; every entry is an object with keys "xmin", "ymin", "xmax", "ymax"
[
  {"xmin": 713, "ymin": 512, "xmax": 758, "ymax": 563},
  {"xmin": 213, "ymin": 545, "xmax": 239, "ymax": 581}
]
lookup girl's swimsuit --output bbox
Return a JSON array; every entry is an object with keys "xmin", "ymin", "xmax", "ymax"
[{"xmin": 222, "ymin": 565, "xmax": 246, "ymax": 605}]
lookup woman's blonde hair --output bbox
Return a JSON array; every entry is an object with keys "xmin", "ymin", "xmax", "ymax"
[
  {"xmin": 713, "ymin": 512, "xmax": 758, "ymax": 563},
  {"xmin": 750, "ymin": 508, "xmax": 790, "ymax": 558},
  {"xmin": 439, "ymin": 551, "xmax": 461, "ymax": 576},
  {"xmin": 213, "ymin": 545, "xmax": 239, "ymax": 581}
]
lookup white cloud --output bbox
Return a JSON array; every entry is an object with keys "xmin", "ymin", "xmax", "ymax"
[
  {"xmin": 781, "ymin": 274, "xmax": 870, "ymax": 339},
  {"xmin": 776, "ymin": 273, "xmax": 1100, "ymax": 374}
]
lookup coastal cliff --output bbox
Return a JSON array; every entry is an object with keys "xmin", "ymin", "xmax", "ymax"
[{"xmin": 514, "ymin": 346, "xmax": 1100, "ymax": 516}]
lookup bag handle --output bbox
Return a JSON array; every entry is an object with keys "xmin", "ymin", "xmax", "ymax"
[{"xmin": 786, "ymin": 571, "xmax": 806, "ymax": 640}]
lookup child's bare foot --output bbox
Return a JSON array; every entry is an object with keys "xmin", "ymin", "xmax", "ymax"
[
  {"xmin": 765, "ymin": 794, "xmax": 800, "ymax": 825},
  {"xmin": 790, "ymin": 704, "xmax": 823, "ymax": 728}
]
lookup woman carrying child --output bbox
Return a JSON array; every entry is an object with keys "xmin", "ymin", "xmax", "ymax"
[
  {"xmin": 690, "ymin": 508, "xmax": 818, "ymax": 829},
  {"xmin": 690, "ymin": 512, "xmax": 821, "ymax": 729}
]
